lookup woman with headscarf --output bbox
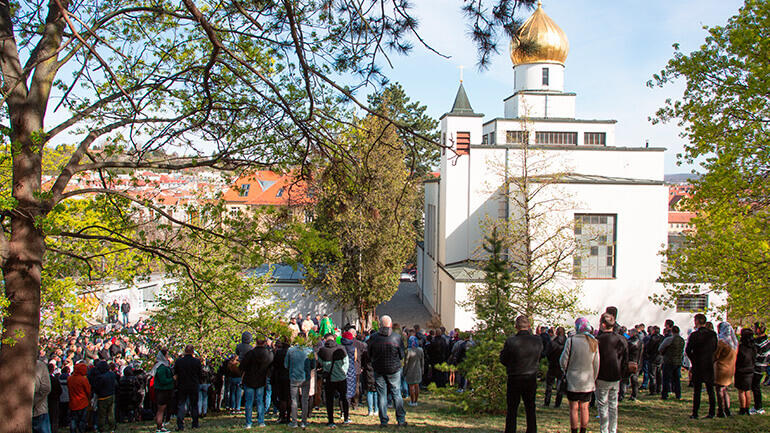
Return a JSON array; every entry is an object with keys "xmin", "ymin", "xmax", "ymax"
[
  {"xmin": 714, "ymin": 321, "xmax": 738, "ymax": 417},
  {"xmin": 735, "ymin": 328, "xmax": 756, "ymax": 415},
  {"xmin": 403, "ymin": 334, "xmax": 425, "ymax": 406},
  {"xmin": 560, "ymin": 318, "xmax": 600, "ymax": 433},
  {"xmin": 151, "ymin": 349, "xmax": 174, "ymax": 433}
]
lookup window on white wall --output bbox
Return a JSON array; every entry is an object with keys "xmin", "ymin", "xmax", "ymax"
[
  {"xmin": 536, "ymin": 131, "xmax": 577, "ymax": 145},
  {"xmin": 426, "ymin": 204, "xmax": 436, "ymax": 259},
  {"xmin": 542, "ymin": 67, "xmax": 549, "ymax": 86},
  {"xmin": 574, "ymin": 214, "xmax": 617, "ymax": 279},
  {"xmin": 584, "ymin": 132, "xmax": 606, "ymax": 145},
  {"xmin": 676, "ymin": 294, "xmax": 708, "ymax": 312},
  {"xmin": 506, "ymin": 130, "xmax": 528, "ymax": 144}
]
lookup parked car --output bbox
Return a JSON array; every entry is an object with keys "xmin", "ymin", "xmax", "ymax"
[{"xmin": 399, "ymin": 269, "xmax": 416, "ymax": 282}]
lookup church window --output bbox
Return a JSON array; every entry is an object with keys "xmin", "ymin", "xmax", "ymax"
[
  {"xmin": 584, "ymin": 132, "xmax": 607, "ymax": 145},
  {"xmin": 536, "ymin": 131, "xmax": 577, "ymax": 145},
  {"xmin": 482, "ymin": 134, "xmax": 489, "ymax": 145},
  {"xmin": 542, "ymin": 67, "xmax": 549, "ymax": 86},
  {"xmin": 456, "ymin": 131, "xmax": 471, "ymax": 155},
  {"xmin": 489, "ymin": 132, "xmax": 496, "ymax": 145},
  {"xmin": 574, "ymin": 214, "xmax": 617, "ymax": 279},
  {"xmin": 676, "ymin": 294, "xmax": 708, "ymax": 312},
  {"xmin": 506, "ymin": 131, "xmax": 528, "ymax": 144}
]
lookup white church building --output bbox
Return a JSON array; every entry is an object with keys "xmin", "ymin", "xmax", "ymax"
[{"xmin": 416, "ymin": 3, "xmax": 714, "ymax": 330}]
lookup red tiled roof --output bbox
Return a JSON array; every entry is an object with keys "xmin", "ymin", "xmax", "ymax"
[
  {"xmin": 668, "ymin": 211, "xmax": 696, "ymax": 224},
  {"xmin": 222, "ymin": 171, "xmax": 310, "ymax": 206}
]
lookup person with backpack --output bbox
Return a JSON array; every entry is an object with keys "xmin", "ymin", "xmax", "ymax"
[
  {"xmin": 736, "ymin": 328, "xmax": 757, "ymax": 415},
  {"xmin": 151, "ymin": 349, "xmax": 174, "ymax": 433},
  {"xmin": 318, "ymin": 332, "xmax": 351, "ymax": 428}
]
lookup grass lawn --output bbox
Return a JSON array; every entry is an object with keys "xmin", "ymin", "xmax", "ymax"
[{"xmin": 119, "ymin": 386, "xmax": 770, "ymax": 433}]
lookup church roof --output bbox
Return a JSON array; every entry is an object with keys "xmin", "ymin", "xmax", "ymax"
[
  {"xmin": 441, "ymin": 83, "xmax": 484, "ymax": 119},
  {"xmin": 510, "ymin": 1, "xmax": 569, "ymax": 65}
]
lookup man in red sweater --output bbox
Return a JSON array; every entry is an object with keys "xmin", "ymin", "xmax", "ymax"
[{"xmin": 67, "ymin": 363, "xmax": 91, "ymax": 433}]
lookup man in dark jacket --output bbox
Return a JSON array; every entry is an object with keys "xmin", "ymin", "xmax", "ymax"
[
  {"xmin": 240, "ymin": 337, "xmax": 274, "ymax": 428},
  {"xmin": 499, "ymin": 315, "xmax": 542, "ymax": 433},
  {"xmin": 92, "ymin": 360, "xmax": 118, "ymax": 432},
  {"xmin": 174, "ymin": 345, "xmax": 203, "ymax": 430},
  {"xmin": 620, "ymin": 328, "xmax": 643, "ymax": 401},
  {"xmin": 596, "ymin": 313, "xmax": 628, "ymax": 433},
  {"xmin": 644, "ymin": 326, "xmax": 663, "ymax": 395},
  {"xmin": 367, "ymin": 315, "xmax": 406, "ymax": 427},
  {"xmin": 686, "ymin": 313, "xmax": 718, "ymax": 419},
  {"xmin": 659, "ymin": 325, "xmax": 685, "ymax": 400},
  {"xmin": 544, "ymin": 327, "xmax": 566, "ymax": 407},
  {"xmin": 752, "ymin": 322, "xmax": 770, "ymax": 414},
  {"xmin": 428, "ymin": 329, "xmax": 448, "ymax": 387}
]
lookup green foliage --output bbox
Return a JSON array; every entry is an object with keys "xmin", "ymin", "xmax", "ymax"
[
  {"xmin": 650, "ymin": 0, "xmax": 770, "ymax": 323},
  {"xmin": 302, "ymin": 113, "xmax": 418, "ymax": 329},
  {"xmin": 367, "ymin": 83, "xmax": 440, "ymax": 177}
]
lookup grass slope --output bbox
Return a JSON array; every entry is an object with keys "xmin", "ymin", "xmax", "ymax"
[{"xmin": 120, "ymin": 387, "xmax": 770, "ymax": 433}]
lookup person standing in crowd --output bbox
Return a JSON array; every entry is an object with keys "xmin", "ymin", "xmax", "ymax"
[
  {"xmin": 429, "ymin": 327, "xmax": 449, "ymax": 388},
  {"xmin": 596, "ymin": 313, "xmax": 627, "ymax": 433},
  {"xmin": 659, "ymin": 325, "xmax": 685, "ymax": 400},
  {"xmin": 33, "ymin": 360, "xmax": 52, "ymax": 433},
  {"xmin": 174, "ymin": 345, "xmax": 203, "ymax": 430},
  {"xmin": 620, "ymin": 327, "xmax": 642, "ymax": 402},
  {"xmin": 318, "ymin": 332, "xmax": 350, "ymax": 428},
  {"xmin": 545, "ymin": 326, "xmax": 566, "ymax": 408},
  {"xmin": 230, "ymin": 331, "xmax": 254, "ymax": 412},
  {"xmin": 152, "ymin": 349, "xmax": 174, "ymax": 433},
  {"xmin": 340, "ymin": 330, "xmax": 359, "ymax": 412},
  {"xmin": 301, "ymin": 315, "xmax": 314, "ymax": 336},
  {"xmin": 361, "ymin": 335, "xmax": 378, "ymax": 417},
  {"xmin": 686, "ymin": 313, "xmax": 718, "ymax": 419},
  {"xmin": 645, "ymin": 326, "xmax": 663, "ymax": 395},
  {"xmin": 68, "ymin": 363, "xmax": 91, "ymax": 433},
  {"xmin": 561, "ymin": 317, "xmax": 600, "ymax": 433},
  {"xmin": 47, "ymin": 363, "xmax": 63, "ymax": 430},
  {"xmin": 120, "ymin": 299, "xmax": 131, "ymax": 326},
  {"xmin": 404, "ymin": 335, "xmax": 425, "ymax": 407},
  {"xmin": 319, "ymin": 314, "xmax": 335, "ymax": 337},
  {"xmin": 58, "ymin": 365, "xmax": 70, "ymax": 429},
  {"xmin": 92, "ymin": 360, "xmax": 118, "ymax": 433},
  {"xmin": 714, "ymin": 321, "xmax": 738, "ymax": 417},
  {"xmin": 199, "ymin": 359, "xmax": 213, "ymax": 418},
  {"xmin": 288, "ymin": 318, "xmax": 300, "ymax": 339},
  {"xmin": 368, "ymin": 315, "xmax": 407, "ymax": 427},
  {"xmin": 240, "ymin": 336, "xmax": 274, "ymax": 428},
  {"xmin": 499, "ymin": 315, "xmax": 542, "ymax": 433},
  {"xmin": 736, "ymin": 328, "xmax": 756, "ymax": 415},
  {"xmin": 752, "ymin": 322, "xmax": 770, "ymax": 415},
  {"xmin": 285, "ymin": 336, "xmax": 315, "ymax": 428},
  {"xmin": 272, "ymin": 339, "xmax": 291, "ymax": 424}
]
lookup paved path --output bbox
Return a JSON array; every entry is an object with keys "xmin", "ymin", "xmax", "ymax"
[{"xmin": 376, "ymin": 281, "xmax": 432, "ymax": 327}]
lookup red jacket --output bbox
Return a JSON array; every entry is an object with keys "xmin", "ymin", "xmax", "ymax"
[{"xmin": 67, "ymin": 363, "xmax": 91, "ymax": 411}]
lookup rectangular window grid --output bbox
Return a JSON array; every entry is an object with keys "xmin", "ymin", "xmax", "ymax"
[
  {"xmin": 239, "ymin": 184, "xmax": 250, "ymax": 197},
  {"xmin": 574, "ymin": 214, "xmax": 617, "ymax": 279},
  {"xmin": 584, "ymin": 132, "xmax": 607, "ymax": 146},
  {"xmin": 676, "ymin": 294, "xmax": 708, "ymax": 312},
  {"xmin": 536, "ymin": 131, "xmax": 577, "ymax": 145},
  {"xmin": 542, "ymin": 68, "xmax": 549, "ymax": 86},
  {"xmin": 506, "ymin": 130, "xmax": 529, "ymax": 144}
]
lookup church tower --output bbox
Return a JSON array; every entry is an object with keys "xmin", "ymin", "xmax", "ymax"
[{"xmin": 504, "ymin": 1, "xmax": 576, "ymax": 119}]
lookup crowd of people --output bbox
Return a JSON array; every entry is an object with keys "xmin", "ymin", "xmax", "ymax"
[
  {"xmin": 500, "ymin": 307, "xmax": 770, "ymax": 433},
  {"xmin": 32, "ymin": 310, "xmax": 479, "ymax": 432},
  {"xmin": 30, "ymin": 305, "xmax": 770, "ymax": 433}
]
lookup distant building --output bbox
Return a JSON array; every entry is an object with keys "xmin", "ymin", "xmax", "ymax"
[
  {"xmin": 222, "ymin": 171, "xmax": 312, "ymax": 222},
  {"xmin": 668, "ymin": 211, "xmax": 696, "ymax": 233}
]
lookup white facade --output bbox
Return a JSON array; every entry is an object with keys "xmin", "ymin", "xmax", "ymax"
[{"xmin": 417, "ymin": 39, "xmax": 718, "ymax": 330}]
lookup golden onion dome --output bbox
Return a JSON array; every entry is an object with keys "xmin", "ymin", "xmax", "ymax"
[{"xmin": 510, "ymin": 2, "xmax": 569, "ymax": 66}]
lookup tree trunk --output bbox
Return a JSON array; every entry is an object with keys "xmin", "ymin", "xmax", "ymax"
[{"xmin": 0, "ymin": 108, "xmax": 45, "ymax": 433}]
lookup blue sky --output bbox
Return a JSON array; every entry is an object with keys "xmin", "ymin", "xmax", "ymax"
[{"xmin": 374, "ymin": 0, "xmax": 745, "ymax": 174}]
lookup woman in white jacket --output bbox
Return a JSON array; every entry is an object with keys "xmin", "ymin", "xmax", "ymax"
[{"xmin": 560, "ymin": 317, "xmax": 601, "ymax": 433}]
